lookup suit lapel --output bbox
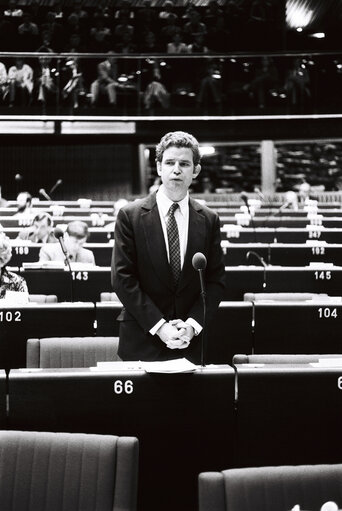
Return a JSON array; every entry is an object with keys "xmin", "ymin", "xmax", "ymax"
[
  {"xmin": 141, "ymin": 193, "xmax": 174, "ymax": 291},
  {"xmin": 178, "ymin": 198, "xmax": 206, "ymax": 292}
]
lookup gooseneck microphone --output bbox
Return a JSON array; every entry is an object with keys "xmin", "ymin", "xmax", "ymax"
[
  {"xmin": 192, "ymin": 252, "xmax": 207, "ymax": 367},
  {"xmin": 240, "ymin": 192, "xmax": 258, "ymax": 243},
  {"xmin": 49, "ymin": 179, "xmax": 63, "ymax": 196},
  {"xmin": 54, "ymin": 227, "xmax": 74, "ymax": 301},
  {"xmin": 246, "ymin": 250, "xmax": 267, "ymax": 289},
  {"xmin": 39, "ymin": 188, "xmax": 52, "ymax": 201}
]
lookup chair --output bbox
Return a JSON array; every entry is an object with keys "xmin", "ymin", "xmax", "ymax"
[
  {"xmin": 100, "ymin": 292, "xmax": 121, "ymax": 302},
  {"xmin": 28, "ymin": 294, "xmax": 58, "ymax": 303},
  {"xmin": 243, "ymin": 292, "xmax": 329, "ymax": 302},
  {"xmin": 0, "ymin": 429, "xmax": 138, "ymax": 511},
  {"xmin": 198, "ymin": 464, "xmax": 342, "ymax": 511},
  {"xmin": 27, "ymin": 336, "xmax": 121, "ymax": 368},
  {"xmin": 232, "ymin": 353, "xmax": 342, "ymax": 364}
]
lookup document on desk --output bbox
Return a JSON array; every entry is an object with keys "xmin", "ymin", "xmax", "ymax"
[
  {"xmin": 91, "ymin": 358, "xmax": 197, "ymax": 373},
  {"xmin": 143, "ymin": 358, "xmax": 197, "ymax": 374}
]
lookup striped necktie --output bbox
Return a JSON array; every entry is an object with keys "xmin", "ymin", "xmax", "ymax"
[{"xmin": 167, "ymin": 202, "xmax": 181, "ymax": 286}]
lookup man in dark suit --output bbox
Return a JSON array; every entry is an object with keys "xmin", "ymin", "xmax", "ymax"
[{"xmin": 112, "ymin": 131, "xmax": 226, "ymax": 362}]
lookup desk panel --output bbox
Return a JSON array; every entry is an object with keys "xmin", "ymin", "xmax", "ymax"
[
  {"xmin": 0, "ymin": 303, "xmax": 95, "ymax": 371},
  {"xmin": 9, "ymin": 366, "xmax": 235, "ymax": 511},
  {"xmin": 21, "ymin": 268, "xmax": 112, "ymax": 302},
  {"xmin": 225, "ymin": 266, "xmax": 342, "ymax": 300},
  {"xmin": 96, "ymin": 301, "xmax": 253, "ymax": 364},
  {"xmin": 235, "ymin": 365, "xmax": 342, "ymax": 467},
  {"xmin": 253, "ymin": 301, "xmax": 342, "ymax": 354},
  {"xmin": 223, "ymin": 242, "xmax": 342, "ymax": 267},
  {"xmin": 3, "ymin": 228, "xmax": 112, "ymax": 243},
  {"xmin": 222, "ymin": 228, "xmax": 342, "ymax": 244},
  {"xmin": 10, "ymin": 243, "xmax": 113, "ymax": 268}
]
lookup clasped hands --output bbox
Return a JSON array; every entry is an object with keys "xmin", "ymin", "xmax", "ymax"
[{"xmin": 157, "ymin": 319, "xmax": 194, "ymax": 350}]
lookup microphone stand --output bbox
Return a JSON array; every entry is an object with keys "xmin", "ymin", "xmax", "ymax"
[
  {"xmin": 246, "ymin": 250, "xmax": 267, "ymax": 290},
  {"xmin": 198, "ymin": 269, "xmax": 207, "ymax": 367},
  {"xmin": 57, "ymin": 238, "xmax": 74, "ymax": 302}
]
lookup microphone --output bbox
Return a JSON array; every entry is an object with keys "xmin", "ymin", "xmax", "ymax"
[
  {"xmin": 246, "ymin": 250, "xmax": 267, "ymax": 289},
  {"xmin": 240, "ymin": 192, "xmax": 258, "ymax": 243},
  {"xmin": 49, "ymin": 179, "xmax": 62, "ymax": 196},
  {"xmin": 254, "ymin": 187, "xmax": 265, "ymax": 201},
  {"xmin": 192, "ymin": 252, "xmax": 207, "ymax": 367},
  {"xmin": 240, "ymin": 192, "xmax": 249, "ymax": 211},
  {"xmin": 54, "ymin": 227, "xmax": 74, "ymax": 301},
  {"xmin": 39, "ymin": 188, "xmax": 52, "ymax": 201}
]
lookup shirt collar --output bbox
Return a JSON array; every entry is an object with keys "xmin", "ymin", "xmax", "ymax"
[{"xmin": 156, "ymin": 185, "xmax": 189, "ymax": 218}]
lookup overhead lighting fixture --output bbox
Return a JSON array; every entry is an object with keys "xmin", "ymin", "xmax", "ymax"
[
  {"xmin": 287, "ymin": 1, "xmax": 313, "ymax": 29},
  {"xmin": 309, "ymin": 32, "xmax": 325, "ymax": 38},
  {"xmin": 200, "ymin": 146, "xmax": 215, "ymax": 156}
]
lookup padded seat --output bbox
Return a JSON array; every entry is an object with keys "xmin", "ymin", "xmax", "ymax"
[
  {"xmin": 0, "ymin": 430, "xmax": 138, "ymax": 511},
  {"xmin": 27, "ymin": 336, "xmax": 120, "ymax": 368},
  {"xmin": 232, "ymin": 353, "xmax": 342, "ymax": 364},
  {"xmin": 28, "ymin": 294, "xmax": 58, "ymax": 303},
  {"xmin": 199, "ymin": 464, "xmax": 342, "ymax": 511}
]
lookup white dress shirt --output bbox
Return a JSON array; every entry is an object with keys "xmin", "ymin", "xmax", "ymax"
[{"xmin": 149, "ymin": 185, "xmax": 202, "ymax": 337}]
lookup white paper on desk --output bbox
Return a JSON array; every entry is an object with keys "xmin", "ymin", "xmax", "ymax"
[
  {"xmin": 91, "ymin": 361, "xmax": 144, "ymax": 371},
  {"xmin": 310, "ymin": 358, "xmax": 342, "ymax": 367},
  {"xmin": 143, "ymin": 358, "xmax": 197, "ymax": 374}
]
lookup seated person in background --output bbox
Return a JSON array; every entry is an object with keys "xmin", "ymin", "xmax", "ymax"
[
  {"xmin": 8, "ymin": 58, "xmax": 34, "ymax": 107},
  {"xmin": 167, "ymin": 32, "xmax": 188, "ymax": 54},
  {"xmin": 16, "ymin": 212, "xmax": 56, "ymax": 243},
  {"xmin": 14, "ymin": 191, "xmax": 35, "ymax": 219},
  {"xmin": 90, "ymin": 53, "xmax": 118, "ymax": 107},
  {"xmin": 4, "ymin": 0, "xmax": 23, "ymax": 17},
  {"xmin": 39, "ymin": 220, "xmax": 95, "ymax": 264},
  {"xmin": 0, "ymin": 61, "xmax": 8, "ymax": 102},
  {"xmin": 0, "ymin": 233, "xmax": 28, "ymax": 298}
]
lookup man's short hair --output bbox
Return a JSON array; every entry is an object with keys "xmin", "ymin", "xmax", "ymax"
[
  {"xmin": 66, "ymin": 220, "xmax": 89, "ymax": 240},
  {"xmin": 155, "ymin": 131, "xmax": 201, "ymax": 166},
  {"xmin": 33, "ymin": 212, "xmax": 53, "ymax": 226}
]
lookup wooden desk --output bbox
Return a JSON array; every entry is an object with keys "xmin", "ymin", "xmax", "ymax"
[{"xmin": 9, "ymin": 365, "xmax": 235, "ymax": 511}]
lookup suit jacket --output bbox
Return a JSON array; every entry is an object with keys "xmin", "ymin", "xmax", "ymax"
[
  {"xmin": 39, "ymin": 243, "xmax": 95, "ymax": 265},
  {"xmin": 111, "ymin": 192, "xmax": 226, "ymax": 362}
]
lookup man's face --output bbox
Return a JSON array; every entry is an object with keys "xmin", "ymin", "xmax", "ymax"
[
  {"xmin": 157, "ymin": 146, "xmax": 201, "ymax": 201},
  {"xmin": 34, "ymin": 218, "xmax": 51, "ymax": 240}
]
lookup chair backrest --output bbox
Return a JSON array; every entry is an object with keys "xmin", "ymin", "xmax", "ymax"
[
  {"xmin": 243, "ymin": 292, "xmax": 329, "ymax": 302},
  {"xmin": 26, "ymin": 336, "xmax": 121, "ymax": 368},
  {"xmin": 0, "ymin": 430, "xmax": 138, "ymax": 511},
  {"xmin": 28, "ymin": 294, "xmax": 58, "ymax": 303},
  {"xmin": 232, "ymin": 353, "xmax": 342, "ymax": 364},
  {"xmin": 100, "ymin": 292, "xmax": 121, "ymax": 302},
  {"xmin": 199, "ymin": 464, "xmax": 342, "ymax": 511}
]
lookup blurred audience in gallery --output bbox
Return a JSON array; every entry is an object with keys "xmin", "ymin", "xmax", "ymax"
[
  {"xmin": 284, "ymin": 58, "xmax": 311, "ymax": 107},
  {"xmin": 243, "ymin": 56, "xmax": 278, "ymax": 109},
  {"xmin": 167, "ymin": 32, "xmax": 188, "ymax": 54},
  {"xmin": 8, "ymin": 58, "xmax": 34, "ymax": 107},
  {"xmin": 16, "ymin": 212, "xmax": 57, "ymax": 244},
  {"xmin": 39, "ymin": 220, "xmax": 95, "ymax": 265},
  {"xmin": 90, "ymin": 53, "xmax": 118, "ymax": 107}
]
